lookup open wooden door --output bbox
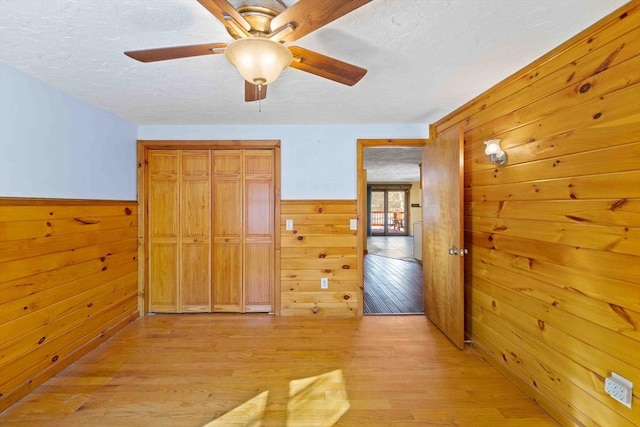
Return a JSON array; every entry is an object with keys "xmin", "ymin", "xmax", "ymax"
[{"xmin": 422, "ymin": 126, "xmax": 465, "ymax": 349}]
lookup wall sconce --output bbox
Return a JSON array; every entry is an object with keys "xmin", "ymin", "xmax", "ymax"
[{"xmin": 484, "ymin": 139, "xmax": 507, "ymax": 166}]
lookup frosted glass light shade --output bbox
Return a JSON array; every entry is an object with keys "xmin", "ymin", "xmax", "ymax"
[
  {"xmin": 484, "ymin": 139, "xmax": 501, "ymax": 155},
  {"xmin": 225, "ymin": 37, "xmax": 292, "ymax": 85},
  {"xmin": 484, "ymin": 138, "xmax": 507, "ymax": 165}
]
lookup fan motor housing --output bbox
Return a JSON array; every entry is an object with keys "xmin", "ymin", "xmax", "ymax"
[
  {"xmin": 226, "ymin": 0, "xmax": 287, "ymax": 37},
  {"xmin": 237, "ymin": 7, "xmax": 278, "ymax": 33}
]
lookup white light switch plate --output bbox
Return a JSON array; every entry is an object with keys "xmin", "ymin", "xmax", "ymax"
[
  {"xmin": 350, "ymin": 219, "xmax": 357, "ymax": 230},
  {"xmin": 286, "ymin": 219, "xmax": 294, "ymax": 231}
]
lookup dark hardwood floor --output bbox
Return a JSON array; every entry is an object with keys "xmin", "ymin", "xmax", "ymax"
[{"xmin": 364, "ymin": 237, "xmax": 424, "ymax": 315}]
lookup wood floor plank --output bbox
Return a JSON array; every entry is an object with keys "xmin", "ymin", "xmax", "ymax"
[
  {"xmin": 0, "ymin": 315, "xmax": 557, "ymax": 426},
  {"xmin": 364, "ymin": 254, "xmax": 423, "ymax": 315}
]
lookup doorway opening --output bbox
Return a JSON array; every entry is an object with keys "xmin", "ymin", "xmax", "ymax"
[{"xmin": 357, "ymin": 140, "xmax": 427, "ymax": 316}]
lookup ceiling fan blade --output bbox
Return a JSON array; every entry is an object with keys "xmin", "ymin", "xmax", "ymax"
[
  {"xmin": 196, "ymin": 0, "xmax": 251, "ymax": 32},
  {"xmin": 270, "ymin": 0, "xmax": 372, "ymax": 42},
  {"xmin": 125, "ymin": 43, "xmax": 227, "ymax": 63},
  {"xmin": 245, "ymin": 81, "xmax": 268, "ymax": 102},
  {"xmin": 289, "ymin": 46, "xmax": 367, "ymax": 86}
]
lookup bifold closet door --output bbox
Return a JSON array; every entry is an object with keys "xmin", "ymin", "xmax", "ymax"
[
  {"xmin": 149, "ymin": 150, "xmax": 179, "ymax": 312},
  {"xmin": 180, "ymin": 150, "xmax": 212, "ymax": 312},
  {"xmin": 148, "ymin": 148, "xmax": 273, "ymax": 314},
  {"xmin": 148, "ymin": 150, "xmax": 212, "ymax": 313},
  {"xmin": 244, "ymin": 150, "xmax": 274, "ymax": 312},
  {"xmin": 212, "ymin": 150, "xmax": 243, "ymax": 312}
]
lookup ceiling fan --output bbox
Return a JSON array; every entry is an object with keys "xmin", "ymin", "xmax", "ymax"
[{"xmin": 124, "ymin": 0, "xmax": 371, "ymax": 102}]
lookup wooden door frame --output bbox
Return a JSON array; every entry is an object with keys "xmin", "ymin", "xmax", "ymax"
[
  {"xmin": 137, "ymin": 140, "xmax": 281, "ymax": 316},
  {"xmin": 356, "ymin": 139, "xmax": 428, "ymax": 316}
]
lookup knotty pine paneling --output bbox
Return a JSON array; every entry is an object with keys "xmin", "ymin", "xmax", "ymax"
[
  {"xmin": 280, "ymin": 200, "xmax": 359, "ymax": 316},
  {"xmin": 432, "ymin": 2, "xmax": 640, "ymax": 426},
  {"xmin": 0, "ymin": 198, "xmax": 138, "ymax": 411}
]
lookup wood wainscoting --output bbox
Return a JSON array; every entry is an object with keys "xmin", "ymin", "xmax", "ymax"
[
  {"xmin": 431, "ymin": 2, "xmax": 640, "ymax": 426},
  {"xmin": 0, "ymin": 198, "xmax": 138, "ymax": 412},
  {"xmin": 280, "ymin": 200, "xmax": 360, "ymax": 316}
]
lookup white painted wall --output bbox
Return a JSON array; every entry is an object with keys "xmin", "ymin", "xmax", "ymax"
[
  {"xmin": 0, "ymin": 62, "xmax": 137, "ymax": 200},
  {"xmin": 0, "ymin": 61, "xmax": 427, "ymax": 201},
  {"xmin": 139, "ymin": 124, "xmax": 428, "ymax": 199}
]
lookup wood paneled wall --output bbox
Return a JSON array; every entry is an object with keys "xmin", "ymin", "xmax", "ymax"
[
  {"xmin": 430, "ymin": 2, "xmax": 640, "ymax": 426},
  {"xmin": 0, "ymin": 198, "xmax": 139, "ymax": 411},
  {"xmin": 280, "ymin": 200, "xmax": 359, "ymax": 316}
]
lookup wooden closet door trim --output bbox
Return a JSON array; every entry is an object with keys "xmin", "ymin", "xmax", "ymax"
[{"xmin": 140, "ymin": 140, "xmax": 280, "ymax": 149}]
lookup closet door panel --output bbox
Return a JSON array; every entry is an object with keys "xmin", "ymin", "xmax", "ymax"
[
  {"xmin": 245, "ymin": 181, "xmax": 273, "ymax": 237},
  {"xmin": 245, "ymin": 151, "xmax": 273, "ymax": 177},
  {"xmin": 213, "ymin": 150, "xmax": 243, "ymax": 312},
  {"xmin": 148, "ymin": 151, "xmax": 179, "ymax": 312},
  {"xmin": 149, "ymin": 182, "xmax": 178, "ymax": 237},
  {"xmin": 213, "ymin": 180, "xmax": 243, "ymax": 237},
  {"xmin": 181, "ymin": 243, "xmax": 211, "ymax": 312},
  {"xmin": 213, "ymin": 150, "xmax": 242, "ymax": 175},
  {"xmin": 149, "ymin": 244, "xmax": 178, "ymax": 312},
  {"xmin": 182, "ymin": 181, "xmax": 210, "ymax": 237},
  {"xmin": 213, "ymin": 241, "xmax": 243, "ymax": 312},
  {"xmin": 244, "ymin": 242, "xmax": 273, "ymax": 312},
  {"xmin": 244, "ymin": 150, "xmax": 274, "ymax": 312},
  {"xmin": 180, "ymin": 151, "xmax": 211, "ymax": 312}
]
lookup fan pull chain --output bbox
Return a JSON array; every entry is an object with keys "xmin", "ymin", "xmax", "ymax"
[{"xmin": 257, "ymin": 83, "xmax": 262, "ymax": 113}]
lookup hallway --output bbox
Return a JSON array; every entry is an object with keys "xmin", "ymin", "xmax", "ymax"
[{"xmin": 364, "ymin": 236, "xmax": 424, "ymax": 315}]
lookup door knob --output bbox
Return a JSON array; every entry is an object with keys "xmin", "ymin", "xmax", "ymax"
[
  {"xmin": 448, "ymin": 247, "xmax": 458, "ymax": 255},
  {"xmin": 460, "ymin": 248, "xmax": 469, "ymax": 256}
]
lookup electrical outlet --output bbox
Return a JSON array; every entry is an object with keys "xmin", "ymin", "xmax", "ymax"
[
  {"xmin": 605, "ymin": 372, "xmax": 633, "ymax": 408},
  {"xmin": 285, "ymin": 219, "xmax": 294, "ymax": 231},
  {"xmin": 320, "ymin": 278, "xmax": 329, "ymax": 289}
]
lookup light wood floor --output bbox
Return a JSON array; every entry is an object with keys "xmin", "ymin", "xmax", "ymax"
[
  {"xmin": 367, "ymin": 236, "xmax": 416, "ymax": 261},
  {"xmin": 0, "ymin": 315, "xmax": 558, "ymax": 427}
]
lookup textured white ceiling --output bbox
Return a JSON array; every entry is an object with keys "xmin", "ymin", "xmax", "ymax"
[
  {"xmin": 364, "ymin": 146, "xmax": 423, "ymax": 182},
  {"xmin": 0, "ymin": 0, "xmax": 627, "ymax": 127}
]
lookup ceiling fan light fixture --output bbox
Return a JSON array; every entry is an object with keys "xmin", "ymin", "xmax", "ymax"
[{"xmin": 225, "ymin": 37, "xmax": 292, "ymax": 85}]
